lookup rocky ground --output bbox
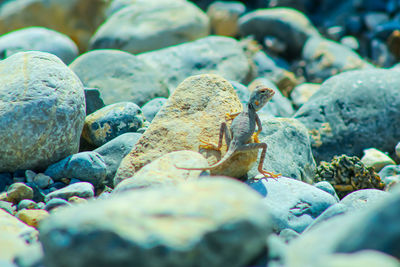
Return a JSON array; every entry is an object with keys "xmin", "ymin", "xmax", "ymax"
[{"xmin": 1, "ymin": 0, "xmax": 400, "ymax": 266}]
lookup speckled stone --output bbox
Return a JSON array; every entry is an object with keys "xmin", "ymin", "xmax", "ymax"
[
  {"xmin": 16, "ymin": 209, "xmax": 49, "ymax": 229},
  {"xmin": 40, "ymin": 178, "xmax": 273, "ymax": 267},
  {"xmin": 6, "ymin": 183, "xmax": 33, "ymax": 204},
  {"xmin": 114, "ymin": 74, "xmax": 255, "ymax": 185},
  {"xmin": 0, "ymin": 51, "xmax": 85, "ymax": 172},
  {"xmin": 82, "ymin": 102, "xmax": 144, "ymax": 147}
]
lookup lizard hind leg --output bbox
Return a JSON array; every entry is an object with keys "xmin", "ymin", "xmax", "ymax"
[{"xmin": 199, "ymin": 122, "xmax": 231, "ymax": 151}]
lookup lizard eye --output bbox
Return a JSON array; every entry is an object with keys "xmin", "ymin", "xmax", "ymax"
[{"xmin": 255, "ymin": 100, "xmax": 260, "ymax": 106}]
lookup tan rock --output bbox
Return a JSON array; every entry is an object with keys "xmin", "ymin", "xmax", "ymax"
[
  {"xmin": 114, "ymin": 74, "xmax": 258, "ymax": 185},
  {"xmin": 6, "ymin": 183, "xmax": 33, "ymax": 204},
  {"xmin": 113, "ymin": 150, "xmax": 208, "ymax": 193},
  {"xmin": 361, "ymin": 148, "xmax": 396, "ymax": 172},
  {"xmin": 16, "ymin": 209, "xmax": 49, "ymax": 229}
]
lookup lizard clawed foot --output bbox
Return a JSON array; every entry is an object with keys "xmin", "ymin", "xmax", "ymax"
[
  {"xmin": 225, "ymin": 110, "xmax": 240, "ymax": 121},
  {"xmin": 199, "ymin": 139, "xmax": 220, "ymax": 151},
  {"xmin": 252, "ymin": 132, "xmax": 260, "ymax": 143},
  {"xmin": 258, "ymin": 170, "xmax": 282, "ymax": 181}
]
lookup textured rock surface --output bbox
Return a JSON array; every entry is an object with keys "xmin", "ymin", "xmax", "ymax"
[
  {"xmin": 70, "ymin": 49, "xmax": 169, "ymax": 106},
  {"xmin": 238, "ymin": 8, "xmax": 320, "ymax": 57},
  {"xmin": 114, "ymin": 74, "xmax": 255, "ymax": 185},
  {"xmin": 0, "ymin": 0, "xmax": 107, "ymax": 51},
  {"xmin": 94, "ymin": 133, "xmax": 142, "ymax": 186},
  {"xmin": 138, "ymin": 36, "xmax": 251, "ymax": 93},
  {"xmin": 247, "ymin": 177, "xmax": 337, "ymax": 233},
  {"xmin": 82, "ymin": 102, "xmax": 144, "ymax": 147},
  {"xmin": 0, "ymin": 51, "xmax": 85, "ymax": 172},
  {"xmin": 294, "ymin": 69, "xmax": 400, "ymax": 162},
  {"xmin": 247, "ymin": 117, "xmax": 316, "ymax": 183},
  {"xmin": 44, "ymin": 152, "xmax": 107, "ymax": 188},
  {"xmin": 90, "ymin": 0, "xmax": 210, "ymax": 53},
  {"xmin": 113, "ymin": 150, "xmax": 208, "ymax": 193},
  {"xmin": 302, "ymin": 37, "xmax": 373, "ymax": 83},
  {"xmin": 0, "ymin": 27, "xmax": 78, "ymax": 64},
  {"xmin": 40, "ymin": 178, "xmax": 273, "ymax": 267}
]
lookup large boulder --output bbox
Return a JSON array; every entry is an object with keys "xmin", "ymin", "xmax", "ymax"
[
  {"xmin": 294, "ymin": 69, "xmax": 400, "ymax": 162},
  {"xmin": 0, "ymin": 51, "xmax": 85, "ymax": 172}
]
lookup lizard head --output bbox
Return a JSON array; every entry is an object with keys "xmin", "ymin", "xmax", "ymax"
[{"xmin": 248, "ymin": 85, "xmax": 275, "ymax": 111}]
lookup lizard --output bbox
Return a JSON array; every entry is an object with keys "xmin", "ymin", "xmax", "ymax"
[{"xmin": 175, "ymin": 83, "xmax": 281, "ymax": 178}]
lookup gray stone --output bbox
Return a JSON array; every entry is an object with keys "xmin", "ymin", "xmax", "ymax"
[
  {"xmin": 94, "ymin": 132, "xmax": 142, "ymax": 186},
  {"xmin": 0, "ymin": 200, "xmax": 15, "ymax": 214},
  {"xmin": 33, "ymin": 173, "xmax": 54, "ymax": 189},
  {"xmin": 248, "ymin": 117, "xmax": 316, "ymax": 183},
  {"xmin": 294, "ymin": 69, "xmax": 400, "ymax": 162},
  {"xmin": 306, "ymin": 189, "xmax": 388, "ymax": 231},
  {"xmin": 24, "ymin": 170, "xmax": 36, "ymax": 183},
  {"xmin": 302, "ymin": 37, "xmax": 373, "ymax": 83},
  {"xmin": 0, "ymin": 0, "xmax": 108, "ymax": 51},
  {"xmin": 0, "ymin": 51, "xmax": 85, "ymax": 172},
  {"xmin": 70, "ymin": 49, "xmax": 169, "ymax": 106},
  {"xmin": 138, "ymin": 36, "xmax": 251, "ymax": 93},
  {"xmin": 0, "ymin": 27, "xmax": 78, "ymax": 64},
  {"xmin": 45, "ymin": 182, "xmax": 94, "ymax": 202},
  {"xmin": 247, "ymin": 177, "xmax": 337, "ymax": 233},
  {"xmin": 17, "ymin": 199, "xmax": 38, "ymax": 211},
  {"xmin": 141, "ymin": 97, "xmax": 167, "ymax": 122},
  {"xmin": 84, "ymin": 88, "xmax": 105, "ymax": 115},
  {"xmin": 313, "ymin": 181, "xmax": 339, "ymax": 201},
  {"xmin": 44, "ymin": 152, "xmax": 107, "ymax": 188},
  {"xmin": 89, "ymin": 0, "xmax": 209, "ymax": 54},
  {"xmin": 238, "ymin": 8, "xmax": 320, "ymax": 57},
  {"xmin": 40, "ymin": 178, "xmax": 272, "ymax": 267},
  {"xmin": 6, "ymin": 183, "xmax": 34, "ymax": 204},
  {"xmin": 82, "ymin": 102, "xmax": 144, "ymax": 147},
  {"xmin": 286, "ymin": 188, "xmax": 400, "ymax": 265},
  {"xmin": 44, "ymin": 198, "xmax": 71, "ymax": 211}
]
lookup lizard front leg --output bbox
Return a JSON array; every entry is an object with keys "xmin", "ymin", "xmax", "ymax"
[
  {"xmin": 199, "ymin": 122, "xmax": 231, "ymax": 151},
  {"xmin": 253, "ymin": 113, "xmax": 263, "ymax": 143},
  {"xmin": 237, "ymin": 142, "xmax": 281, "ymax": 179}
]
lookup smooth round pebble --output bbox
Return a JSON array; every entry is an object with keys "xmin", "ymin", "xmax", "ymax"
[
  {"xmin": 6, "ymin": 183, "xmax": 34, "ymax": 204},
  {"xmin": 45, "ymin": 198, "xmax": 72, "ymax": 211},
  {"xmin": 141, "ymin": 98, "xmax": 168, "ymax": 122},
  {"xmin": 45, "ymin": 182, "xmax": 94, "ymax": 202},
  {"xmin": 33, "ymin": 173, "xmax": 54, "ymax": 189},
  {"xmin": 17, "ymin": 199, "xmax": 38, "ymax": 211}
]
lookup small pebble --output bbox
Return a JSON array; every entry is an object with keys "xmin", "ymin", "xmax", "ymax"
[
  {"xmin": 33, "ymin": 173, "xmax": 54, "ymax": 189},
  {"xmin": 68, "ymin": 196, "xmax": 88, "ymax": 204},
  {"xmin": 25, "ymin": 170, "xmax": 36, "ymax": 183},
  {"xmin": 16, "ymin": 209, "xmax": 49, "ymax": 228},
  {"xmin": 17, "ymin": 199, "xmax": 38, "ymax": 211},
  {"xmin": 361, "ymin": 148, "xmax": 396, "ymax": 172},
  {"xmin": 45, "ymin": 198, "xmax": 71, "ymax": 211},
  {"xmin": 45, "ymin": 182, "xmax": 94, "ymax": 202},
  {"xmin": 6, "ymin": 183, "xmax": 34, "ymax": 204}
]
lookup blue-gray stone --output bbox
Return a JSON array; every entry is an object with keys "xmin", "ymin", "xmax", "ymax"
[
  {"xmin": 247, "ymin": 118, "xmax": 316, "ymax": 183},
  {"xmin": 94, "ymin": 133, "xmax": 142, "ymax": 186},
  {"xmin": 370, "ymin": 38, "xmax": 395, "ymax": 67},
  {"xmin": 313, "ymin": 181, "xmax": 339, "ymax": 201},
  {"xmin": 302, "ymin": 37, "xmax": 373, "ymax": 82},
  {"xmin": 0, "ymin": 27, "xmax": 78, "ymax": 64},
  {"xmin": 238, "ymin": 8, "xmax": 320, "ymax": 57},
  {"xmin": 248, "ymin": 177, "xmax": 337, "ymax": 233},
  {"xmin": 45, "ymin": 198, "xmax": 71, "ymax": 211},
  {"xmin": 294, "ymin": 69, "xmax": 400, "ymax": 162},
  {"xmin": 17, "ymin": 199, "xmax": 38, "ymax": 210},
  {"xmin": 44, "ymin": 152, "xmax": 107, "ymax": 188},
  {"xmin": 69, "ymin": 49, "xmax": 169, "ymax": 106},
  {"xmin": 0, "ymin": 51, "xmax": 86, "ymax": 173},
  {"xmin": 45, "ymin": 182, "xmax": 94, "ymax": 202},
  {"xmin": 229, "ymin": 81, "xmax": 250, "ymax": 104},
  {"xmin": 84, "ymin": 88, "xmax": 105, "ymax": 115},
  {"xmin": 33, "ymin": 173, "xmax": 54, "ymax": 189},
  {"xmin": 25, "ymin": 182, "xmax": 45, "ymax": 203},
  {"xmin": 141, "ymin": 97, "xmax": 167, "ymax": 122},
  {"xmin": 82, "ymin": 102, "xmax": 144, "ymax": 147}
]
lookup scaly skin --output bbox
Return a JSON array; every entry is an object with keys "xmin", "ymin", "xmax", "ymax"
[{"xmin": 176, "ymin": 84, "xmax": 281, "ymax": 178}]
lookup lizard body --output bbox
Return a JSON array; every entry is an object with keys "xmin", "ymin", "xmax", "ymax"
[{"xmin": 176, "ymin": 84, "xmax": 280, "ymax": 178}]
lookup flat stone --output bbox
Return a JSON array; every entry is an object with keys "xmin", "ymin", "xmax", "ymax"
[
  {"xmin": 45, "ymin": 182, "xmax": 94, "ymax": 202},
  {"xmin": 82, "ymin": 102, "xmax": 144, "ymax": 147},
  {"xmin": 15, "ymin": 209, "xmax": 49, "ymax": 229},
  {"xmin": 40, "ymin": 178, "xmax": 273, "ymax": 267},
  {"xmin": 0, "ymin": 51, "xmax": 85, "ymax": 172},
  {"xmin": 94, "ymin": 133, "xmax": 142, "ymax": 186},
  {"xmin": 44, "ymin": 152, "xmax": 107, "ymax": 188},
  {"xmin": 294, "ymin": 69, "xmax": 400, "ymax": 162},
  {"xmin": 238, "ymin": 8, "xmax": 320, "ymax": 57},
  {"xmin": 70, "ymin": 49, "xmax": 169, "ymax": 106},
  {"xmin": 113, "ymin": 150, "xmax": 208, "ymax": 194},
  {"xmin": 247, "ymin": 117, "xmax": 316, "ymax": 183},
  {"xmin": 89, "ymin": 0, "xmax": 209, "ymax": 53},
  {"xmin": 138, "ymin": 36, "xmax": 251, "ymax": 93},
  {"xmin": 0, "ymin": 27, "xmax": 78, "ymax": 64},
  {"xmin": 302, "ymin": 37, "xmax": 373, "ymax": 83},
  {"xmin": 361, "ymin": 148, "xmax": 396, "ymax": 172},
  {"xmin": 6, "ymin": 183, "xmax": 34, "ymax": 204},
  {"xmin": 247, "ymin": 177, "xmax": 337, "ymax": 233},
  {"xmin": 114, "ymin": 74, "xmax": 253, "ymax": 185}
]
